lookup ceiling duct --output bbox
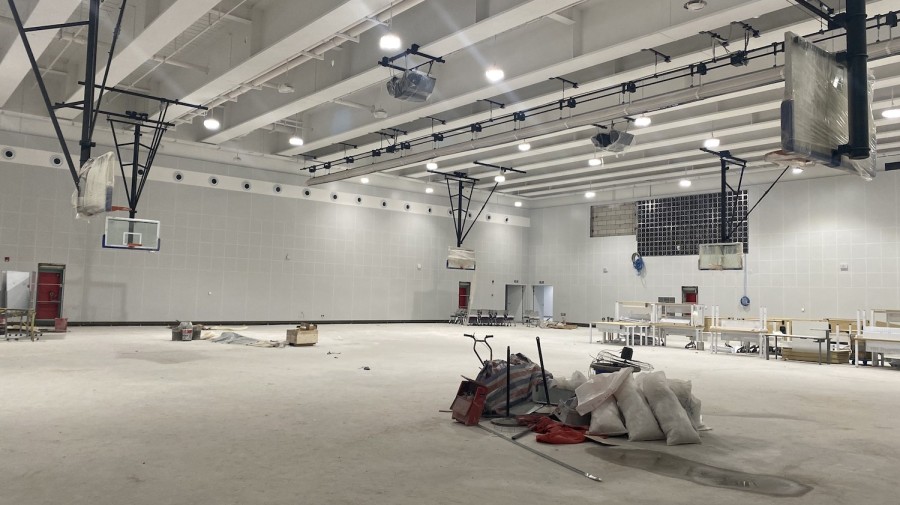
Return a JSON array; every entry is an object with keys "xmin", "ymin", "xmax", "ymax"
[
  {"xmin": 386, "ymin": 70, "xmax": 436, "ymax": 102},
  {"xmin": 591, "ymin": 130, "xmax": 635, "ymax": 153}
]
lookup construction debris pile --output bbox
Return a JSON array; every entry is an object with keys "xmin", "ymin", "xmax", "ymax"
[{"xmin": 452, "ymin": 339, "xmax": 707, "ymax": 447}]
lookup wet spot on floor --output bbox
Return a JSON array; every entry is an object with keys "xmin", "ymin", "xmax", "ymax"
[{"xmin": 588, "ymin": 447, "xmax": 812, "ymax": 497}]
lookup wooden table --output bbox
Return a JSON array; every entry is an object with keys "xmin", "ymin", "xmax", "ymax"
[{"xmin": 764, "ymin": 333, "xmax": 830, "ymax": 365}]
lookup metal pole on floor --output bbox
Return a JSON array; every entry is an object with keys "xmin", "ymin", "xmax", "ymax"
[
  {"xmin": 505, "ymin": 346, "xmax": 511, "ymax": 415},
  {"xmin": 536, "ymin": 336, "xmax": 550, "ymax": 405}
]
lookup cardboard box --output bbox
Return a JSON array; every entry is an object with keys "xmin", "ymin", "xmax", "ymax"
[{"xmin": 287, "ymin": 328, "xmax": 318, "ymax": 346}]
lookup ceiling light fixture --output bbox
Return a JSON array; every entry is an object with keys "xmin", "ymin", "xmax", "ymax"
[
  {"xmin": 703, "ymin": 137, "xmax": 720, "ymax": 149},
  {"xmin": 494, "ymin": 173, "xmax": 506, "ymax": 183},
  {"xmin": 683, "ymin": 0, "xmax": 707, "ymax": 11},
  {"xmin": 360, "ymin": 177, "xmax": 370, "ymax": 184},
  {"xmin": 485, "ymin": 66, "xmax": 505, "ymax": 83},
  {"xmin": 380, "ymin": 33, "xmax": 401, "ymax": 51},
  {"xmin": 514, "ymin": 201, "xmax": 523, "ymax": 207},
  {"xmin": 373, "ymin": 107, "xmax": 388, "ymax": 119},
  {"xmin": 426, "ymin": 161, "xmax": 438, "ymax": 170},
  {"xmin": 518, "ymin": 141, "xmax": 531, "ymax": 152},
  {"xmin": 380, "ymin": 2, "xmax": 402, "ymax": 51},
  {"xmin": 289, "ymin": 116, "xmax": 303, "ymax": 146},
  {"xmin": 277, "ymin": 83, "xmax": 295, "ymax": 94},
  {"xmin": 791, "ymin": 167, "xmax": 804, "ymax": 175},
  {"xmin": 588, "ymin": 157, "xmax": 603, "ymax": 167},
  {"xmin": 425, "ymin": 186, "xmax": 434, "ymax": 194},
  {"xmin": 584, "ymin": 190, "xmax": 596, "ymax": 198},
  {"xmin": 203, "ymin": 109, "xmax": 220, "ymax": 130},
  {"xmin": 679, "ymin": 179, "xmax": 692, "ymax": 188},
  {"xmin": 634, "ymin": 115, "xmax": 652, "ymax": 127}
]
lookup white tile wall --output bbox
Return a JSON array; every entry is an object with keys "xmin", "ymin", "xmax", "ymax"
[
  {"xmin": 0, "ymin": 161, "xmax": 528, "ymax": 322},
  {"xmin": 529, "ymin": 171, "xmax": 900, "ymax": 322}
]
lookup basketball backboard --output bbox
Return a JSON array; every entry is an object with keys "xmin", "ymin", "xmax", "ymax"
[
  {"xmin": 102, "ymin": 216, "xmax": 160, "ymax": 251},
  {"xmin": 780, "ymin": 31, "xmax": 876, "ymax": 180}
]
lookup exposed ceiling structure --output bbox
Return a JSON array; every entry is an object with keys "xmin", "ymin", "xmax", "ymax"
[{"xmin": 3, "ymin": 0, "xmax": 900, "ymax": 205}]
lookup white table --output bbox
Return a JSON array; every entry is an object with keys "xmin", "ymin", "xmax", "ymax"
[{"xmin": 589, "ymin": 321, "xmax": 650, "ymax": 346}]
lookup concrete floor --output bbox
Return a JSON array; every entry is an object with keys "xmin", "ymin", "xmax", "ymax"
[{"xmin": 1, "ymin": 323, "xmax": 899, "ymax": 505}]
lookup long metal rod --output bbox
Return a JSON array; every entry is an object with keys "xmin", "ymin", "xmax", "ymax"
[
  {"xmin": 505, "ymin": 346, "xmax": 511, "ymax": 417},
  {"xmin": 129, "ymin": 124, "xmax": 140, "ymax": 218},
  {"xmin": 727, "ymin": 165, "xmax": 790, "ymax": 239},
  {"xmin": 457, "ymin": 179, "xmax": 465, "ymax": 247},
  {"xmin": 6, "ymin": 0, "xmax": 79, "ymax": 187},
  {"xmin": 23, "ymin": 20, "xmax": 89, "ymax": 32},
  {"xmin": 459, "ymin": 182, "xmax": 498, "ymax": 245},
  {"xmin": 78, "ymin": 82, "xmax": 207, "ymax": 109},
  {"xmin": 79, "ymin": 0, "xmax": 100, "ymax": 169},
  {"xmin": 536, "ymin": 336, "xmax": 551, "ymax": 406},
  {"xmin": 476, "ymin": 424, "xmax": 601, "ymax": 482},
  {"xmin": 109, "ymin": 122, "xmax": 131, "ymax": 207},
  {"xmin": 90, "ymin": 0, "xmax": 128, "ymax": 138},
  {"xmin": 720, "ymin": 157, "xmax": 727, "ymax": 242}
]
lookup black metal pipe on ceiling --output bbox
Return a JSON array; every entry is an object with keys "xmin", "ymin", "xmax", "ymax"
[{"xmin": 845, "ymin": 0, "xmax": 871, "ymax": 160}]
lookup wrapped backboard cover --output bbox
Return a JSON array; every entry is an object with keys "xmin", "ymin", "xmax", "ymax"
[
  {"xmin": 73, "ymin": 151, "xmax": 116, "ymax": 216},
  {"xmin": 781, "ymin": 32, "xmax": 876, "ymax": 181},
  {"xmin": 447, "ymin": 247, "xmax": 475, "ymax": 270}
]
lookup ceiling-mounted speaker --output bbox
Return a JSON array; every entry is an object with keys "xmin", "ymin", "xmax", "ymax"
[
  {"xmin": 591, "ymin": 130, "xmax": 635, "ymax": 153},
  {"xmin": 386, "ymin": 70, "xmax": 436, "ymax": 102}
]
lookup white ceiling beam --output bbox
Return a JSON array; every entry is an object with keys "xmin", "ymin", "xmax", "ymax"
[
  {"xmin": 516, "ymin": 118, "xmax": 900, "ymax": 197},
  {"xmin": 163, "ymin": 0, "xmax": 419, "ymax": 124},
  {"xmin": 281, "ymin": 0, "xmax": 799, "ymax": 157},
  {"xmin": 415, "ymin": 103, "xmax": 782, "ymax": 180},
  {"xmin": 546, "ymin": 12, "xmax": 575, "ymax": 25},
  {"xmin": 57, "ymin": 0, "xmax": 222, "ymax": 119},
  {"xmin": 296, "ymin": 0, "xmax": 900, "ymax": 169},
  {"xmin": 0, "ymin": 0, "xmax": 83, "ymax": 107},
  {"xmin": 389, "ymin": 83, "xmax": 784, "ymax": 176},
  {"xmin": 210, "ymin": 9, "xmax": 252, "ymax": 25},
  {"xmin": 207, "ymin": 0, "xmax": 590, "ymax": 145},
  {"xmin": 473, "ymin": 77, "xmax": 900, "ymax": 189}
]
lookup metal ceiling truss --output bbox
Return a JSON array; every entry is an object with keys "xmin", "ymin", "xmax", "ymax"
[
  {"xmin": 429, "ymin": 169, "xmax": 497, "ymax": 248},
  {"xmin": 700, "ymin": 147, "xmax": 790, "ymax": 246},
  {"xmin": 7, "ymin": 0, "xmax": 205, "ymax": 216},
  {"xmin": 304, "ymin": 5, "xmax": 897, "ymax": 190}
]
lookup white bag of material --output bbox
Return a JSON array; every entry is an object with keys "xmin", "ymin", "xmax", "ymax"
[
  {"xmin": 614, "ymin": 372, "xmax": 665, "ymax": 441},
  {"xmin": 556, "ymin": 370, "xmax": 588, "ymax": 390},
  {"xmin": 668, "ymin": 379, "xmax": 707, "ymax": 431},
  {"xmin": 574, "ymin": 368, "xmax": 631, "ymax": 415},
  {"xmin": 641, "ymin": 372, "xmax": 701, "ymax": 445},
  {"xmin": 73, "ymin": 151, "xmax": 116, "ymax": 217},
  {"xmin": 587, "ymin": 398, "xmax": 628, "ymax": 437}
]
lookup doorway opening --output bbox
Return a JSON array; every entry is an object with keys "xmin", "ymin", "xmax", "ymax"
[
  {"xmin": 36, "ymin": 264, "xmax": 65, "ymax": 325},
  {"xmin": 505, "ymin": 284, "xmax": 525, "ymax": 322},
  {"xmin": 532, "ymin": 285, "xmax": 554, "ymax": 320},
  {"xmin": 458, "ymin": 282, "xmax": 471, "ymax": 310}
]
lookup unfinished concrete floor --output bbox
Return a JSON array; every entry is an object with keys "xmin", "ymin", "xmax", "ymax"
[{"xmin": 2, "ymin": 323, "xmax": 899, "ymax": 505}]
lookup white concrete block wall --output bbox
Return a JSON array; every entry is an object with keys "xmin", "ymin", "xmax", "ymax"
[
  {"xmin": 529, "ymin": 171, "xmax": 900, "ymax": 322},
  {"xmin": 0, "ymin": 161, "xmax": 528, "ymax": 322}
]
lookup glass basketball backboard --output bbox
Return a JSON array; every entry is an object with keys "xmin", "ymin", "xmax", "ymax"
[{"xmin": 102, "ymin": 216, "xmax": 160, "ymax": 251}]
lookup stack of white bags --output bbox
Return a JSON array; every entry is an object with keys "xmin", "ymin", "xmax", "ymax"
[{"xmin": 574, "ymin": 368, "xmax": 706, "ymax": 445}]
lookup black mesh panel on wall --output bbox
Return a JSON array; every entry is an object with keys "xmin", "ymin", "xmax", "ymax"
[{"xmin": 636, "ymin": 191, "xmax": 748, "ymax": 256}]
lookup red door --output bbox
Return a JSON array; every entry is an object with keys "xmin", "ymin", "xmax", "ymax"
[
  {"xmin": 458, "ymin": 284, "xmax": 469, "ymax": 309},
  {"xmin": 36, "ymin": 271, "xmax": 63, "ymax": 320}
]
